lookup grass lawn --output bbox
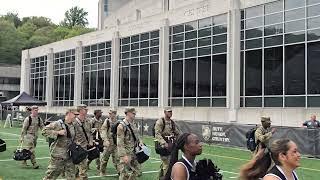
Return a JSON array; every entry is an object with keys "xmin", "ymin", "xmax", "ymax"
[{"xmin": 0, "ymin": 122, "xmax": 319, "ymax": 179}]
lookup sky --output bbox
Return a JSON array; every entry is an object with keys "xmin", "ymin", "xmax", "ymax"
[{"xmin": 0, "ymin": 0, "xmax": 99, "ymax": 28}]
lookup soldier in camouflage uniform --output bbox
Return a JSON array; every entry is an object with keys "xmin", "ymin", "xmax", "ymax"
[
  {"xmin": 87, "ymin": 109, "xmax": 104, "ymax": 171},
  {"xmin": 42, "ymin": 108, "xmax": 79, "ymax": 180},
  {"xmin": 117, "ymin": 107, "xmax": 144, "ymax": 180},
  {"xmin": 74, "ymin": 104, "xmax": 93, "ymax": 180},
  {"xmin": 20, "ymin": 105, "xmax": 44, "ymax": 169},
  {"xmin": 254, "ymin": 116, "xmax": 276, "ymax": 153},
  {"xmin": 100, "ymin": 109, "xmax": 119, "ymax": 176},
  {"xmin": 155, "ymin": 107, "xmax": 181, "ymax": 179}
]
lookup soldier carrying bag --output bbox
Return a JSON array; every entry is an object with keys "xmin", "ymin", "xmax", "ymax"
[
  {"xmin": 154, "ymin": 118, "xmax": 176, "ymax": 156},
  {"xmin": 65, "ymin": 122, "xmax": 88, "ymax": 164},
  {"xmin": 126, "ymin": 123, "xmax": 150, "ymax": 164},
  {"xmin": 80, "ymin": 123, "xmax": 100, "ymax": 161}
]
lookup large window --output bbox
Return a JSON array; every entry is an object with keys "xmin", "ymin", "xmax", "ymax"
[
  {"xmin": 30, "ymin": 56, "xmax": 47, "ymax": 101},
  {"xmin": 169, "ymin": 14, "xmax": 228, "ymax": 107},
  {"xmin": 82, "ymin": 41, "xmax": 112, "ymax": 106},
  {"xmin": 53, "ymin": 49, "xmax": 75, "ymax": 106},
  {"xmin": 240, "ymin": 0, "xmax": 320, "ymax": 107},
  {"xmin": 119, "ymin": 31, "xmax": 159, "ymax": 106}
]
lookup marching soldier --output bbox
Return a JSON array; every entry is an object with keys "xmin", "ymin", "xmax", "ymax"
[
  {"xmin": 155, "ymin": 107, "xmax": 181, "ymax": 179},
  {"xmin": 42, "ymin": 108, "xmax": 78, "ymax": 180},
  {"xmin": 87, "ymin": 109, "xmax": 104, "ymax": 171},
  {"xmin": 100, "ymin": 109, "xmax": 119, "ymax": 176},
  {"xmin": 254, "ymin": 116, "xmax": 276, "ymax": 153},
  {"xmin": 117, "ymin": 107, "xmax": 143, "ymax": 180},
  {"xmin": 74, "ymin": 104, "xmax": 93, "ymax": 180},
  {"xmin": 20, "ymin": 105, "xmax": 44, "ymax": 169}
]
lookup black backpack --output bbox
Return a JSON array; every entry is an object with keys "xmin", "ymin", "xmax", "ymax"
[
  {"xmin": 152, "ymin": 118, "xmax": 176, "ymax": 137},
  {"xmin": 246, "ymin": 127, "xmax": 258, "ymax": 152},
  {"xmin": 111, "ymin": 121, "xmax": 128, "ymax": 144}
]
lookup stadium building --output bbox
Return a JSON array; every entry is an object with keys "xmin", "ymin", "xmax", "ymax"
[{"xmin": 21, "ymin": 0, "xmax": 320, "ymax": 127}]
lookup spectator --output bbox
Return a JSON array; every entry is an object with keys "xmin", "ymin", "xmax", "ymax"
[
  {"xmin": 164, "ymin": 133, "xmax": 203, "ymax": 180},
  {"xmin": 239, "ymin": 138, "xmax": 301, "ymax": 180},
  {"xmin": 302, "ymin": 115, "xmax": 320, "ymax": 129}
]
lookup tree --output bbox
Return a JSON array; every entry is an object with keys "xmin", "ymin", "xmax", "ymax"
[
  {"xmin": 50, "ymin": 26, "xmax": 69, "ymax": 40},
  {"xmin": 22, "ymin": 16, "xmax": 54, "ymax": 28},
  {"xmin": 0, "ymin": 19, "xmax": 26, "ymax": 64},
  {"xmin": 61, "ymin": 6, "xmax": 89, "ymax": 28},
  {"xmin": 17, "ymin": 22, "xmax": 37, "ymax": 40},
  {"xmin": 0, "ymin": 12, "xmax": 22, "ymax": 28},
  {"xmin": 65, "ymin": 26, "xmax": 95, "ymax": 39},
  {"xmin": 28, "ymin": 35, "xmax": 52, "ymax": 48}
]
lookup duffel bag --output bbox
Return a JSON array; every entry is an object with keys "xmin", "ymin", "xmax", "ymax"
[
  {"xmin": 13, "ymin": 148, "xmax": 32, "ymax": 161},
  {"xmin": 0, "ymin": 139, "xmax": 6, "ymax": 152},
  {"xmin": 68, "ymin": 142, "xmax": 87, "ymax": 164},
  {"xmin": 87, "ymin": 145, "xmax": 100, "ymax": 161}
]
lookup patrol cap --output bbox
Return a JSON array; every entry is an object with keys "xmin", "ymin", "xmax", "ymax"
[
  {"xmin": 66, "ymin": 108, "xmax": 79, "ymax": 115},
  {"xmin": 108, "ymin": 108, "xmax": 117, "ymax": 114},
  {"xmin": 94, "ymin": 109, "xmax": 102, "ymax": 115},
  {"xmin": 164, "ymin": 107, "xmax": 172, "ymax": 112},
  {"xmin": 261, "ymin": 116, "xmax": 271, "ymax": 122},
  {"xmin": 31, "ymin": 105, "xmax": 39, "ymax": 110},
  {"xmin": 124, "ymin": 107, "xmax": 136, "ymax": 114},
  {"xmin": 77, "ymin": 104, "xmax": 88, "ymax": 111}
]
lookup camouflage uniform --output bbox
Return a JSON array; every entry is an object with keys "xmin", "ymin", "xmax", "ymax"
[
  {"xmin": 20, "ymin": 115, "xmax": 44, "ymax": 167},
  {"xmin": 74, "ymin": 117, "xmax": 93, "ymax": 180},
  {"xmin": 155, "ymin": 116, "xmax": 180, "ymax": 178},
  {"xmin": 100, "ymin": 118, "xmax": 119, "ymax": 174},
  {"xmin": 42, "ymin": 119, "xmax": 76, "ymax": 180},
  {"xmin": 254, "ymin": 117, "xmax": 273, "ymax": 154},
  {"xmin": 87, "ymin": 116, "xmax": 103, "ymax": 170},
  {"xmin": 117, "ymin": 118, "xmax": 142, "ymax": 180}
]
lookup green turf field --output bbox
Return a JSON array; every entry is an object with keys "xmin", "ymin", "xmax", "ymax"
[{"xmin": 0, "ymin": 124, "xmax": 320, "ymax": 180}]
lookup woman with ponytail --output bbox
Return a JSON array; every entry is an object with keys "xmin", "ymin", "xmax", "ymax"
[
  {"xmin": 240, "ymin": 138, "xmax": 301, "ymax": 180},
  {"xmin": 164, "ymin": 133, "xmax": 203, "ymax": 180}
]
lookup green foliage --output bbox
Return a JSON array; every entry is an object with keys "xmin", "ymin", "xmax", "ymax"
[
  {"xmin": 0, "ymin": 8, "xmax": 95, "ymax": 65},
  {"xmin": 0, "ymin": 19, "xmax": 26, "ymax": 64},
  {"xmin": 65, "ymin": 26, "xmax": 95, "ymax": 39},
  {"xmin": 0, "ymin": 12, "xmax": 22, "ymax": 28},
  {"xmin": 61, "ymin": 6, "xmax": 89, "ymax": 28}
]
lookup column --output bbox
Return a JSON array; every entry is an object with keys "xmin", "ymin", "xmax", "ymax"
[
  {"xmin": 110, "ymin": 31, "xmax": 120, "ymax": 108},
  {"xmin": 20, "ymin": 50, "xmax": 31, "ymax": 94},
  {"xmin": 158, "ymin": 18, "xmax": 170, "ymax": 107},
  {"xmin": 74, "ymin": 41, "xmax": 83, "ymax": 106},
  {"xmin": 98, "ymin": 0, "xmax": 105, "ymax": 30},
  {"xmin": 45, "ymin": 48, "xmax": 54, "ymax": 107},
  {"xmin": 228, "ymin": 0, "xmax": 241, "ymax": 122}
]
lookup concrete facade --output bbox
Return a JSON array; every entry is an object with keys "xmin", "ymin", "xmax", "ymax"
[
  {"xmin": 21, "ymin": 0, "xmax": 320, "ymax": 127},
  {"xmin": 0, "ymin": 64, "xmax": 21, "ymax": 101}
]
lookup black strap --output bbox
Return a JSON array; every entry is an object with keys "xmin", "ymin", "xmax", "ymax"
[
  {"xmin": 161, "ymin": 118, "xmax": 176, "ymax": 134},
  {"xmin": 65, "ymin": 123, "xmax": 71, "ymax": 139},
  {"xmin": 267, "ymin": 166, "xmax": 286, "ymax": 180},
  {"xmin": 81, "ymin": 123, "xmax": 89, "ymax": 143},
  {"xmin": 27, "ymin": 116, "xmax": 42, "ymax": 130},
  {"xmin": 107, "ymin": 120, "xmax": 110, "ymax": 131},
  {"xmin": 127, "ymin": 123, "xmax": 137, "ymax": 143}
]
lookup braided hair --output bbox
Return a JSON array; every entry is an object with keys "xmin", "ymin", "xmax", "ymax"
[{"xmin": 163, "ymin": 133, "xmax": 191, "ymax": 180}]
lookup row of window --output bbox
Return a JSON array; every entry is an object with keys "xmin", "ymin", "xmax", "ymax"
[
  {"xmin": 53, "ymin": 49, "xmax": 76, "ymax": 106},
  {"xmin": 29, "ymin": 1, "xmax": 320, "ymax": 107},
  {"xmin": 30, "ymin": 56, "xmax": 47, "ymax": 101},
  {"xmin": 81, "ymin": 42, "xmax": 112, "ymax": 106}
]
